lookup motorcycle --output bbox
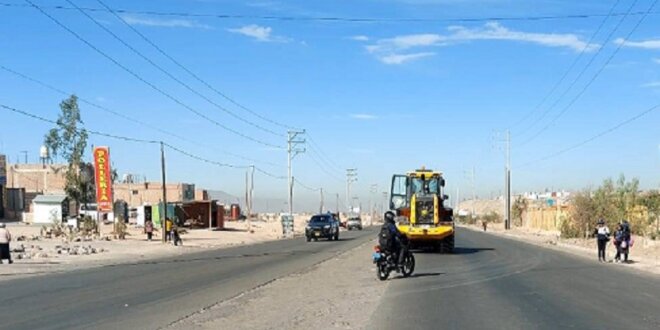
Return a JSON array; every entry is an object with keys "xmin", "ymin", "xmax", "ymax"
[{"xmin": 372, "ymin": 243, "xmax": 415, "ymax": 281}]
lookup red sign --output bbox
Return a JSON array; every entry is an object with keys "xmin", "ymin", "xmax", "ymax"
[{"xmin": 93, "ymin": 146, "xmax": 113, "ymax": 212}]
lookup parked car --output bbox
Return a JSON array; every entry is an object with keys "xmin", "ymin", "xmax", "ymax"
[
  {"xmin": 305, "ymin": 214, "xmax": 340, "ymax": 242},
  {"xmin": 346, "ymin": 216, "xmax": 363, "ymax": 230}
]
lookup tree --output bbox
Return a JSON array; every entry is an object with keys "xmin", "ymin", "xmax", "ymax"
[
  {"xmin": 44, "ymin": 95, "xmax": 94, "ymax": 206},
  {"xmin": 511, "ymin": 196, "xmax": 528, "ymax": 227}
]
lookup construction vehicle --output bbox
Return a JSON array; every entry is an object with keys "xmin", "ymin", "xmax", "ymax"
[{"xmin": 389, "ymin": 167, "xmax": 454, "ymax": 252}]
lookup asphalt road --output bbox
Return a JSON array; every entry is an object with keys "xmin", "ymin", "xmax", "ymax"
[
  {"xmin": 370, "ymin": 228, "xmax": 660, "ymax": 330},
  {"xmin": 0, "ymin": 227, "xmax": 377, "ymax": 330}
]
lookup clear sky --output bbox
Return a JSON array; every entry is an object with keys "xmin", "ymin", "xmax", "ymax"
[{"xmin": 1, "ymin": 0, "xmax": 659, "ymax": 211}]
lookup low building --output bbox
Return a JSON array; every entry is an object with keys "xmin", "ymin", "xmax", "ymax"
[
  {"xmin": 6, "ymin": 163, "xmax": 67, "ymax": 194},
  {"xmin": 32, "ymin": 194, "xmax": 70, "ymax": 224},
  {"xmin": 113, "ymin": 182, "xmax": 196, "ymax": 208}
]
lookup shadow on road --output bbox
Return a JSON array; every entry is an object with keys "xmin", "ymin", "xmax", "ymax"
[
  {"xmin": 309, "ymin": 237, "xmax": 356, "ymax": 243},
  {"xmin": 452, "ymin": 247, "xmax": 495, "ymax": 255},
  {"xmin": 394, "ymin": 272, "xmax": 443, "ymax": 280}
]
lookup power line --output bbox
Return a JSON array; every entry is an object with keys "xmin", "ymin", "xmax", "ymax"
[
  {"xmin": 1, "ymin": 102, "xmax": 291, "ymax": 177},
  {"xmin": 509, "ymin": 0, "xmax": 622, "ymax": 131},
  {"xmin": 517, "ymin": 101, "xmax": 660, "ymax": 168},
  {"xmin": 24, "ymin": 0, "xmax": 282, "ymax": 149},
  {"xmin": 3, "ymin": 2, "xmax": 659, "ymax": 23},
  {"xmin": 294, "ymin": 178, "xmax": 320, "ymax": 192},
  {"xmin": 93, "ymin": 0, "xmax": 296, "ymax": 131},
  {"xmin": 306, "ymin": 134, "xmax": 345, "ymax": 172},
  {"xmin": 66, "ymin": 0, "xmax": 284, "ymax": 138},
  {"xmin": 519, "ymin": 0, "xmax": 657, "ymax": 146},
  {"xmin": 0, "ymin": 64, "xmax": 285, "ymax": 168}
]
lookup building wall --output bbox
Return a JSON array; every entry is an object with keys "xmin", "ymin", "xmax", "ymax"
[
  {"xmin": 7, "ymin": 163, "xmax": 67, "ymax": 194},
  {"xmin": 114, "ymin": 182, "xmax": 195, "ymax": 207}
]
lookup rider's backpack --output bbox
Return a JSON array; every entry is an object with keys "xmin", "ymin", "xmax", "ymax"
[{"xmin": 378, "ymin": 224, "xmax": 394, "ymax": 250}]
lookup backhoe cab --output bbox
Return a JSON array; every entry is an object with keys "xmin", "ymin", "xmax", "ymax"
[{"xmin": 390, "ymin": 167, "xmax": 454, "ymax": 252}]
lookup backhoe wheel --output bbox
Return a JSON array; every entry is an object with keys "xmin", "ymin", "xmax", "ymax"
[{"xmin": 441, "ymin": 235, "xmax": 455, "ymax": 254}]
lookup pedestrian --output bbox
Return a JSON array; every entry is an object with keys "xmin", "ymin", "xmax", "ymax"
[
  {"xmin": 172, "ymin": 224, "xmax": 183, "ymax": 246},
  {"xmin": 613, "ymin": 224, "xmax": 624, "ymax": 263},
  {"xmin": 145, "ymin": 220, "xmax": 154, "ymax": 241},
  {"xmin": 593, "ymin": 219, "xmax": 610, "ymax": 262},
  {"xmin": 482, "ymin": 220, "xmax": 488, "ymax": 232},
  {"xmin": 0, "ymin": 223, "xmax": 13, "ymax": 264},
  {"xmin": 621, "ymin": 220, "xmax": 632, "ymax": 263},
  {"xmin": 165, "ymin": 218, "xmax": 173, "ymax": 242}
]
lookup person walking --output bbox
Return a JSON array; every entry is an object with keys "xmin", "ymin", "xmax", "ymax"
[
  {"xmin": 594, "ymin": 219, "xmax": 610, "ymax": 262},
  {"xmin": 172, "ymin": 224, "xmax": 183, "ymax": 246},
  {"xmin": 621, "ymin": 220, "xmax": 632, "ymax": 263},
  {"xmin": 613, "ymin": 224, "xmax": 624, "ymax": 263},
  {"xmin": 0, "ymin": 223, "xmax": 13, "ymax": 264},
  {"xmin": 165, "ymin": 218, "xmax": 173, "ymax": 242},
  {"xmin": 145, "ymin": 220, "xmax": 154, "ymax": 241}
]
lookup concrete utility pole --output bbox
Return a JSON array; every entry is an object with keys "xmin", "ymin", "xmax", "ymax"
[
  {"xmin": 370, "ymin": 184, "xmax": 378, "ymax": 226},
  {"xmin": 246, "ymin": 165, "xmax": 254, "ymax": 232},
  {"xmin": 319, "ymin": 188, "xmax": 324, "ymax": 214},
  {"xmin": 495, "ymin": 130, "xmax": 512, "ymax": 230},
  {"xmin": 346, "ymin": 168, "xmax": 358, "ymax": 213},
  {"xmin": 464, "ymin": 167, "xmax": 476, "ymax": 216},
  {"xmin": 160, "ymin": 141, "xmax": 167, "ymax": 243},
  {"xmin": 287, "ymin": 130, "xmax": 305, "ymax": 218}
]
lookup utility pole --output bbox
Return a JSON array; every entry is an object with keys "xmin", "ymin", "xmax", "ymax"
[
  {"xmin": 494, "ymin": 130, "xmax": 512, "ymax": 230},
  {"xmin": 246, "ymin": 165, "xmax": 254, "ymax": 232},
  {"xmin": 370, "ymin": 184, "xmax": 378, "ymax": 226},
  {"xmin": 319, "ymin": 188, "xmax": 324, "ymax": 214},
  {"xmin": 464, "ymin": 167, "xmax": 476, "ymax": 216},
  {"xmin": 160, "ymin": 141, "xmax": 167, "ymax": 243},
  {"xmin": 346, "ymin": 168, "xmax": 358, "ymax": 213},
  {"xmin": 287, "ymin": 130, "xmax": 305, "ymax": 218},
  {"xmin": 335, "ymin": 193, "xmax": 339, "ymax": 214}
]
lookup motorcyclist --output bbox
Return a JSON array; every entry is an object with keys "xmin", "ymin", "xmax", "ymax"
[{"xmin": 383, "ymin": 211, "xmax": 408, "ymax": 269}]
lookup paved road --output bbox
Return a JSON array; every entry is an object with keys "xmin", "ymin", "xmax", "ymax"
[
  {"xmin": 0, "ymin": 228, "xmax": 377, "ymax": 330},
  {"xmin": 370, "ymin": 227, "xmax": 660, "ymax": 330}
]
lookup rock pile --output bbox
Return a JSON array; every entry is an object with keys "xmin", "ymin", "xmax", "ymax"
[{"xmin": 11, "ymin": 243, "xmax": 107, "ymax": 260}]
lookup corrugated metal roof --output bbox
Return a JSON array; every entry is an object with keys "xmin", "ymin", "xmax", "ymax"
[{"xmin": 32, "ymin": 194, "xmax": 67, "ymax": 203}]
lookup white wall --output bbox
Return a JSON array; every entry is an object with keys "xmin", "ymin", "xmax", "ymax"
[{"xmin": 33, "ymin": 203, "xmax": 62, "ymax": 224}]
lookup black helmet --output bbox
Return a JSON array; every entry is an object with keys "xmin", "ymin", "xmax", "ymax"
[{"xmin": 384, "ymin": 211, "xmax": 396, "ymax": 223}]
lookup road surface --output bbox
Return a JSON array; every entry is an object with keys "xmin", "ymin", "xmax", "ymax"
[
  {"xmin": 1, "ymin": 227, "xmax": 659, "ymax": 330},
  {"xmin": 370, "ymin": 228, "xmax": 660, "ymax": 330},
  {"xmin": 0, "ymin": 228, "xmax": 376, "ymax": 330}
]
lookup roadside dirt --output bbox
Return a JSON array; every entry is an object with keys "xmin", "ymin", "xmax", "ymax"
[
  {"xmin": 169, "ymin": 241, "xmax": 388, "ymax": 330},
  {"xmin": 463, "ymin": 223, "xmax": 660, "ymax": 276}
]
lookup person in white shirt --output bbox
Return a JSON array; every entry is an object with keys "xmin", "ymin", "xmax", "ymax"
[
  {"xmin": 0, "ymin": 223, "xmax": 13, "ymax": 264},
  {"xmin": 593, "ymin": 219, "xmax": 610, "ymax": 262}
]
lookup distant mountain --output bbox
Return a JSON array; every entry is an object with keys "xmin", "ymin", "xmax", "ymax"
[{"xmin": 206, "ymin": 190, "xmax": 323, "ymax": 213}]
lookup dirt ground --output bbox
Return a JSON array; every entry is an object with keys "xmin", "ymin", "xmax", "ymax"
[
  {"xmin": 464, "ymin": 222, "xmax": 660, "ymax": 275},
  {"xmin": 169, "ymin": 241, "xmax": 387, "ymax": 330},
  {"xmin": 0, "ymin": 215, "xmax": 312, "ymax": 280},
  {"xmin": 0, "ymin": 214, "xmax": 371, "ymax": 280}
]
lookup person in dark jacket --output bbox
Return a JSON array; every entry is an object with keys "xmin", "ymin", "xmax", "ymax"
[
  {"xmin": 383, "ymin": 211, "xmax": 407, "ymax": 268},
  {"xmin": 593, "ymin": 219, "xmax": 610, "ymax": 262},
  {"xmin": 613, "ymin": 224, "xmax": 624, "ymax": 263},
  {"xmin": 144, "ymin": 220, "xmax": 154, "ymax": 241},
  {"xmin": 621, "ymin": 220, "xmax": 632, "ymax": 262}
]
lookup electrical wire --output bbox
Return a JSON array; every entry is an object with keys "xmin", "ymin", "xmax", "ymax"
[
  {"xmin": 2, "ymin": 2, "xmax": 659, "ymax": 23},
  {"xmin": 66, "ymin": 0, "xmax": 284, "ymax": 138},
  {"xmin": 0, "ymin": 64, "xmax": 285, "ymax": 168},
  {"xmin": 24, "ymin": 0, "xmax": 283, "ymax": 149},
  {"xmin": 509, "ymin": 0, "xmax": 622, "ymax": 132},
  {"xmin": 294, "ymin": 178, "xmax": 320, "ymax": 192},
  {"xmin": 94, "ymin": 0, "xmax": 297, "ymax": 131},
  {"xmin": 519, "ymin": 0, "xmax": 657, "ymax": 147},
  {"xmin": 517, "ymin": 101, "xmax": 660, "ymax": 168}
]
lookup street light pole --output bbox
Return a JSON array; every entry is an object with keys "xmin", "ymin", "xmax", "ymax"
[{"xmin": 160, "ymin": 141, "xmax": 167, "ymax": 243}]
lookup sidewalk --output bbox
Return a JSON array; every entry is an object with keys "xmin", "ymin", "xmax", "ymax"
[
  {"xmin": 0, "ymin": 219, "xmax": 298, "ymax": 281},
  {"xmin": 461, "ymin": 223, "xmax": 660, "ymax": 276}
]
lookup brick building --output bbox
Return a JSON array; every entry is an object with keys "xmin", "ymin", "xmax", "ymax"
[{"xmin": 113, "ymin": 182, "xmax": 204, "ymax": 207}]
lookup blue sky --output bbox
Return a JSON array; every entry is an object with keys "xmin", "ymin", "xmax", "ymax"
[{"xmin": 1, "ymin": 0, "xmax": 660, "ymax": 211}]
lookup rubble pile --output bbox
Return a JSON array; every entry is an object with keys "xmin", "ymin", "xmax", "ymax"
[{"xmin": 11, "ymin": 243, "xmax": 107, "ymax": 260}]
